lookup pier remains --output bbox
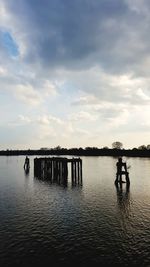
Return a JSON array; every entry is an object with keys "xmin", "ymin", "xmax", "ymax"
[{"xmin": 34, "ymin": 157, "xmax": 82, "ymax": 185}]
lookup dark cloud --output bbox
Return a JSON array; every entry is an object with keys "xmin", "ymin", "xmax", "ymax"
[
  {"xmin": 2, "ymin": 0, "xmax": 150, "ymax": 77},
  {"xmin": 4, "ymin": 0, "xmax": 133, "ymax": 71},
  {"xmin": 2, "ymin": 0, "xmax": 150, "ymax": 106}
]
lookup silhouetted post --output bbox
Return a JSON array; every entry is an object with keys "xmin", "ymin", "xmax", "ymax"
[
  {"xmin": 56, "ymin": 160, "xmax": 59, "ymax": 181},
  {"xmin": 80, "ymin": 160, "xmax": 82, "ymax": 184},
  {"xmin": 57, "ymin": 160, "xmax": 60, "ymax": 183},
  {"xmin": 24, "ymin": 156, "xmax": 30, "ymax": 171},
  {"xmin": 60, "ymin": 161, "xmax": 62, "ymax": 180},
  {"xmin": 115, "ymin": 157, "xmax": 130, "ymax": 185},
  {"xmin": 41, "ymin": 159, "xmax": 45, "ymax": 178},
  {"xmin": 70, "ymin": 158, "xmax": 82, "ymax": 185},
  {"xmin": 75, "ymin": 161, "xmax": 77, "ymax": 183},
  {"xmin": 71, "ymin": 161, "xmax": 74, "ymax": 183},
  {"xmin": 52, "ymin": 160, "xmax": 54, "ymax": 181},
  {"xmin": 33, "ymin": 157, "xmax": 41, "ymax": 179},
  {"xmin": 62, "ymin": 160, "xmax": 64, "ymax": 179},
  {"xmin": 77, "ymin": 161, "xmax": 79, "ymax": 183},
  {"xmin": 62, "ymin": 160, "xmax": 68, "ymax": 185},
  {"xmin": 72, "ymin": 161, "xmax": 75, "ymax": 184},
  {"xmin": 47, "ymin": 159, "xmax": 51, "ymax": 180},
  {"xmin": 53, "ymin": 160, "xmax": 57, "ymax": 181},
  {"xmin": 50, "ymin": 160, "xmax": 52, "ymax": 180},
  {"xmin": 65, "ymin": 161, "xmax": 68, "ymax": 179},
  {"xmin": 34, "ymin": 158, "xmax": 38, "ymax": 177}
]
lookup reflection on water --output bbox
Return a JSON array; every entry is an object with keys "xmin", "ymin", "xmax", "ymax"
[
  {"xmin": 115, "ymin": 182, "xmax": 131, "ymax": 225},
  {"xmin": 24, "ymin": 167, "xmax": 30, "ymax": 177},
  {"xmin": 0, "ymin": 156, "xmax": 150, "ymax": 266},
  {"xmin": 115, "ymin": 182, "xmax": 130, "ymax": 209},
  {"xmin": 34, "ymin": 171, "xmax": 83, "ymax": 189},
  {"xmin": 34, "ymin": 175, "xmax": 68, "ymax": 188}
]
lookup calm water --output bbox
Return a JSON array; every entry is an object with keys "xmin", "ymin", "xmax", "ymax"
[{"xmin": 0, "ymin": 156, "xmax": 150, "ymax": 266}]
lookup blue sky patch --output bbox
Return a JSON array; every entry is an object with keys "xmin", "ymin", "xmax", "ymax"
[{"xmin": 2, "ymin": 31, "xmax": 19, "ymax": 57}]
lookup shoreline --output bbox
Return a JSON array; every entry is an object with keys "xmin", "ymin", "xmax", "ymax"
[{"xmin": 0, "ymin": 148, "xmax": 150, "ymax": 157}]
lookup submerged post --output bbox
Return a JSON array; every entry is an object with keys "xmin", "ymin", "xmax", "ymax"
[
  {"xmin": 70, "ymin": 158, "xmax": 82, "ymax": 185},
  {"xmin": 115, "ymin": 157, "xmax": 130, "ymax": 185}
]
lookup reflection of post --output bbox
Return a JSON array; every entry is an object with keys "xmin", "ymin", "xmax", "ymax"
[
  {"xmin": 115, "ymin": 182, "xmax": 131, "ymax": 218},
  {"xmin": 115, "ymin": 181, "xmax": 130, "ymax": 194},
  {"xmin": 24, "ymin": 166, "xmax": 29, "ymax": 176}
]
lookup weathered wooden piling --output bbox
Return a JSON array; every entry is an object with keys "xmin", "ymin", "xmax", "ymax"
[
  {"xmin": 115, "ymin": 170, "xmax": 130, "ymax": 186},
  {"xmin": 115, "ymin": 158, "xmax": 130, "ymax": 186},
  {"xmin": 70, "ymin": 158, "xmax": 82, "ymax": 185},
  {"xmin": 34, "ymin": 157, "xmax": 82, "ymax": 185}
]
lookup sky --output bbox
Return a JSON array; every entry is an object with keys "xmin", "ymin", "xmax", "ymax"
[{"xmin": 1, "ymin": 0, "xmax": 150, "ymax": 149}]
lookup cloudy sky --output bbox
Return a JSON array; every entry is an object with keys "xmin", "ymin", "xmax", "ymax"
[{"xmin": 1, "ymin": 0, "xmax": 150, "ymax": 149}]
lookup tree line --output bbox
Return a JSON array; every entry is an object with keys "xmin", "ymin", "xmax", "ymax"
[{"xmin": 1, "ymin": 141, "xmax": 150, "ymax": 157}]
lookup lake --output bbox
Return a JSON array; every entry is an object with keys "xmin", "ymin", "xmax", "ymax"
[{"xmin": 0, "ymin": 156, "xmax": 150, "ymax": 266}]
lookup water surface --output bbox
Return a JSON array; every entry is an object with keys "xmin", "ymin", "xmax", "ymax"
[{"xmin": 0, "ymin": 156, "xmax": 150, "ymax": 266}]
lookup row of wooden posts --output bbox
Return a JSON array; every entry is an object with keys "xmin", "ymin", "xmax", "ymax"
[
  {"xmin": 34, "ymin": 157, "xmax": 82, "ymax": 185},
  {"xmin": 33, "ymin": 156, "xmax": 130, "ymax": 187}
]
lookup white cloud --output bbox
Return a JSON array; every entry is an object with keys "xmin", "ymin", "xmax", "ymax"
[
  {"xmin": 42, "ymin": 80, "xmax": 58, "ymax": 96},
  {"xmin": 108, "ymin": 109, "xmax": 130, "ymax": 127},
  {"xmin": 18, "ymin": 115, "xmax": 31, "ymax": 123},
  {"xmin": 15, "ymin": 84, "xmax": 42, "ymax": 106},
  {"xmin": 37, "ymin": 115, "xmax": 63, "ymax": 125},
  {"xmin": 69, "ymin": 111, "xmax": 98, "ymax": 122},
  {"xmin": 0, "ymin": 66, "xmax": 7, "ymax": 76},
  {"xmin": 136, "ymin": 88, "xmax": 150, "ymax": 101}
]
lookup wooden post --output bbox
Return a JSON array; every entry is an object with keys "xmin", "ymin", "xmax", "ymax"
[
  {"xmin": 80, "ymin": 160, "xmax": 82, "ymax": 184},
  {"xmin": 71, "ymin": 161, "xmax": 74, "ymax": 183},
  {"xmin": 74, "ymin": 161, "xmax": 77, "ymax": 184},
  {"xmin": 77, "ymin": 160, "xmax": 80, "ymax": 183}
]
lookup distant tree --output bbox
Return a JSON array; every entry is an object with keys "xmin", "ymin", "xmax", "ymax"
[
  {"xmin": 112, "ymin": 141, "xmax": 123, "ymax": 149},
  {"xmin": 102, "ymin": 146, "xmax": 109, "ymax": 149},
  {"xmin": 147, "ymin": 144, "xmax": 150, "ymax": 150},
  {"xmin": 54, "ymin": 145, "xmax": 61, "ymax": 150},
  {"xmin": 85, "ymin": 146, "xmax": 98, "ymax": 150},
  {"xmin": 85, "ymin": 147, "xmax": 91, "ymax": 150},
  {"xmin": 138, "ymin": 145, "xmax": 147, "ymax": 150}
]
